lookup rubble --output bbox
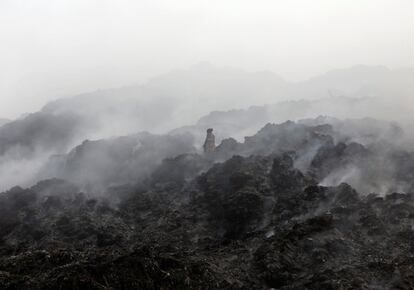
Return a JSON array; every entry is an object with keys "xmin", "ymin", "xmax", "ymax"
[{"xmin": 1, "ymin": 118, "xmax": 414, "ymax": 289}]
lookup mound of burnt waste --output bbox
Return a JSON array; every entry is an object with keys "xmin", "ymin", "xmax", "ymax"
[{"xmin": 2, "ymin": 118, "xmax": 414, "ymax": 289}]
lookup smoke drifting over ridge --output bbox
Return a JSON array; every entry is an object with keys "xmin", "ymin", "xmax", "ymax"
[
  {"xmin": 2, "ymin": 0, "xmax": 414, "ymax": 118},
  {"xmin": 3, "ymin": 2, "xmax": 414, "ymax": 288},
  {"xmin": 0, "ymin": 63, "xmax": 414, "ymax": 193}
]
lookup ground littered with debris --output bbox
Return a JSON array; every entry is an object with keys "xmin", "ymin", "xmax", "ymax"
[{"xmin": 2, "ymin": 119, "xmax": 414, "ymax": 289}]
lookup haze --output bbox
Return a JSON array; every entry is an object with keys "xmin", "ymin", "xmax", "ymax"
[{"xmin": 1, "ymin": 0, "xmax": 414, "ymax": 119}]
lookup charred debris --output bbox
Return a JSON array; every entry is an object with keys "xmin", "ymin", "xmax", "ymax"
[{"xmin": 1, "ymin": 117, "xmax": 414, "ymax": 289}]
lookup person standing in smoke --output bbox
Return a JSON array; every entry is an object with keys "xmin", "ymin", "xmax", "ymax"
[{"xmin": 203, "ymin": 128, "xmax": 216, "ymax": 153}]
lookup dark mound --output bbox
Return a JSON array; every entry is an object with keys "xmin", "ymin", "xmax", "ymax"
[{"xmin": 1, "ymin": 118, "xmax": 414, "ymax": 289}]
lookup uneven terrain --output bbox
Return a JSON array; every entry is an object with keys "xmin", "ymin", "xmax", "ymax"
[{"xmin": 1, "ymin": 118, "xmax": 414, "ymax": 289}]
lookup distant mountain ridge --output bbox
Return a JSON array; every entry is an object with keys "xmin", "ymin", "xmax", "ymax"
[
  {"xmin": 37, "ymin": 63, "xmax": 414, "ymax": 139},
  {"xmin": 0, "ymin": 118, "xmax": 9, "ymax": 127},
  {"xmin": 1, "ymin": 63, "xmax": 412, "ymax": 155},
  {"xmin": 0, "ymin": 63, "xmax": 412, "ymax": 190}
]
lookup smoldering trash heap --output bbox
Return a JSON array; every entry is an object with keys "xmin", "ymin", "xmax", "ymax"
[{"xmin": 1, "ymin": 117, "xmax": 414, "ymax": 289}]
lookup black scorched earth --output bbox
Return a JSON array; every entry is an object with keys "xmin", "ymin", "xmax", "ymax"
[{"xmin": 2, "ymin": 117, "xmax": 414, "ymax": 289}]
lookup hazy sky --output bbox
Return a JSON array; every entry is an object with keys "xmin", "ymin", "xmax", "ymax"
[{"xmin": 1, "ymin": 0, "xmax": 414, "ymax": 119}]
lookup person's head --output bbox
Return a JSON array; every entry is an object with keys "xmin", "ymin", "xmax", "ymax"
[{"xmin": 207, "ymin": 128, "xmax": 213, "ymax": 133}]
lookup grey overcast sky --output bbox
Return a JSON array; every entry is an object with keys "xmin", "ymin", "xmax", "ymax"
[{"xmin": 1, "ymin": 0, "xmax": 414, "ymax": 119}]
